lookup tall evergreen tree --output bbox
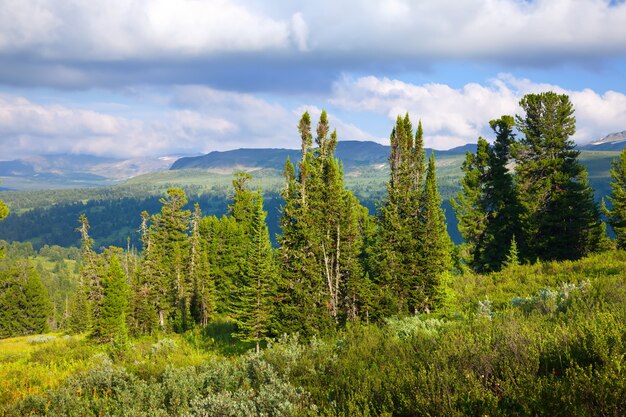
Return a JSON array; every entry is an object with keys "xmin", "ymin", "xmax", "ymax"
[
  {"xmin": 233, "ymin": 196, "xmax": 275, "ymax": 353},
  {"xmin": 140, "ymin": 188, "xmax": 191, "ymax": 331},
  {"xmin": 514, "ymin": 92, "xmax": 602, "ymax": 261},
  {"xmin": 419, "ymin": 153, "xmax": 453, "ymax": 311},
  {"xmin": 452, "ymin": 137, "xmax": 491, "ymax": 270},
  {"xmin": 375, "ymin": 116, "xmax": 451, "ymax": 314},
  {"xmin": 606, "ymin": 147, "xmax": 626, "ymax": 249},
  {"xmin": 67, "ymin": 214, "xmax": 102, "ymax": 334},
  {"xmin": 0, "ymin": 262, "xmax": 51, "ymax": 337},
  {"xmin": 277, "ymin": 110, "xmax": 370, "ymax": 335},
  {"xmin": 189, "ymin": 204, "xmax": 216, "ymax": 326},
  {"xmin": 453, "ymin": 116, "xmax": 519, "ymax": 272},
  {"xmin": 0, "ymin": 191, "xmax": 8, "ymax": 259},
  {"xmin": 96, "ymin": 255, "xmax": 129, "ymax": 343}
]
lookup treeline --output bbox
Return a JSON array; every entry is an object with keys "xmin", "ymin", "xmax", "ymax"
[
  {"xmin": 3, "ymin": 92, "xmax": 626, "ymax": 343},
  {"xmin": 0, "ymin": 193, "xmax": 282, "ymax": 249}
]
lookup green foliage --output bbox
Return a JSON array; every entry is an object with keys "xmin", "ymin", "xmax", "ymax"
[
  {"xmin": 453, "ymin": 116, "xmax": 520, "ymax": 272},
  {"xmin": 233, "ymin": 195, "xmax": 276, "ymax": 353},
  {"xmin": 375, "ymin": 116, "xmax": 453, "ymax": 314},
  {"xmin": 277, "ymin": 110, "xmax": 370, "ymax": 335},
  {"xmin": 606, "ymin": 147, "xmax": 626, "ymax": 249},
  {"xmin": 95, "ymin": 255, "xmax": 129, "ymax": 344},
  {"xmin": 0, "ymin": 261, "xmax": 52, "ymax": 338},
  {"xmin": 515, "ymin": 92, "xmax": 602, "ymax": 261}
]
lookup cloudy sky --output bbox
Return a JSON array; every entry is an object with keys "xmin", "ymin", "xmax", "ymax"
[{"xmin": 1, "ymin": 0, "xmax": 626, "ymax": 159}]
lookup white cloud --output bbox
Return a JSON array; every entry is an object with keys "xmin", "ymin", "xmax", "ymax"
[
  {"xmin": 0, "ymin": 0, "xmax": 297, "ymax": 59},
  {"xmin": 0, "ymin": 93, "xmax": 239, "ymax": 158},
  {"xmin": 330, "ymin": 74, "xmax": 626, "ymax": 148},
  {"xmin": 0, "ymin": 89, "xmax": 370, "ymax": 159},
  {"xmin": 1, "ymin": 0, "xmax": 625, "ymax": 62}
]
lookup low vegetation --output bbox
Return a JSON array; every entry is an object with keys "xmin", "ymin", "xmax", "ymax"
[{"xmin": 1, "ymin": 251, "xmax": 625, "ymax": 416}]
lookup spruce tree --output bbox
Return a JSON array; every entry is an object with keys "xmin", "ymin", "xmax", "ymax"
[
  {"xmin": 376, "ymin": 116, "xmax": 451, "ymax": 314},
  {"xmin": 0, "ymin": 192, "xmax": 8, "ymax": 259},
  {"xmin": 233, "ymin": 196, "xmax": 275, "ymax": 353},
  {"xmin": 606, "ymin": 147, "xmax": 626, "ymax": 249},
  {"xmin": 67, "ymin": 214, "xmax": 102, "ymax": 334},
  {"xmin": 140, "ymin": 188, "xmax": 191, "ymax": 331},
  {"xmin": 96, "ymin": 255, "xmax": 129, "ymax": 343},
  {"xmin": 452, "ymin": 138, "xmax": 490, "ymax": 270},
  {"xmin": 453, "ymin": 116, "xmax": 519, "ymax": 272},
  {"xmin": 0, "ymin": 262, "xmax": 51, "ymax": 337},
  {"xmin": 189, "ymin": 204, "xmax": 216, "ymax": 326},
  {"xmin": 514, "ymin": 92, "xmax": 602, "ymax": 261},
  {"xmin": 277, "ymin": 110, "xmax": 370, "ymax": 335},
  {"xmin": 419, "ymin": 153, "xmax": 453, "ymax": 311}
]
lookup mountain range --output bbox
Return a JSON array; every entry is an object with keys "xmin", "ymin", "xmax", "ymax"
[{"xmin": 1, "ymin": 133, "xmax": 625, "ymax": 191}]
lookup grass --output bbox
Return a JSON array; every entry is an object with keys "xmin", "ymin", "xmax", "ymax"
[{"xmin": 0, "ymin": 334, "xmax": 95, "ymax": 405}]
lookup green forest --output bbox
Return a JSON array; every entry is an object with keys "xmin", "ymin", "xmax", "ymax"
[{"xmin": 2, "ymin": 92, "xmax": 626, "ymax": 416}]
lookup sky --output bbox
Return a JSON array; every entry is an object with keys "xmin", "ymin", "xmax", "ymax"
[{"xmin": 1, "ymin": 0, "xmax": 626, "ymax": 159}]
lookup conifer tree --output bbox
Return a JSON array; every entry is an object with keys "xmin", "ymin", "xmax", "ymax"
[
  {"xmin": 0, "ymin": 192, "xmax": 8, "ymax": 259},
  {"xmin": 233, "ymin": 196, "xmax": 275, "ymax": 353},
  {"xmin": 514, "ymin": 92, "xmax": 602, "ymax": 261},
  {"xmin": 97, "ymin": 255, "xmax": 129, "ymax": 343},
  {"xmin": 0, "ymin": 262, "xmax": 51, "ymax": 337},
  {"xmin": 140, "ymin": 188, "xmax": 191, "ymax": 331},
  {"xmin": 189, "ymin": 204, "xmax": 216, "ymax": 326},
  {"xmin": 453, "ymin": 116, "xmax": 519, "ymax": 272},
  {"xmin": 277, "ymin": 110, "xmax": 370, "ymax": 335},
  {"xmin": 67, "ymin": 214, "xmax": 101, "ymax": 334},
  {"xmin": 419, "ymin": 153, "xmax": 453, "ymax": 311},
  {"xmin": 452, "ymin": 137, "xmax": 490, "ymax": 270},
  {"xmin": 606, "ymin": 147, "xmax": 626, "ymax": 249},
  {"xmin": 375, "ymin": 116, "xmax": 451, "ymax": 314}
]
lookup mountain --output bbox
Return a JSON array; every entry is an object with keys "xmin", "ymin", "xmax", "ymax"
[
  {"xmin": 0, "ymin": 154, "xmax": 180, "ymax": 190},
  {"xmin": 170, "ymin": 140, "xmax": 478, "ymax": 172},
  {"xmin": 580, "ymin": 131, "xmax": 626, "ymax": 151}
]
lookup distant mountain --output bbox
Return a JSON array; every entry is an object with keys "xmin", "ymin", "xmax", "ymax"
[
  {"xmin": 0, "ymin": 154, "xmax": 179, "ymax": 190},
  {"xmin": 581, "ymin": 131, "xmax": 626, "ymax": 151},
  {"xmin": 171, "ymin": 140, "xmax": 478, "ymax": 172}
]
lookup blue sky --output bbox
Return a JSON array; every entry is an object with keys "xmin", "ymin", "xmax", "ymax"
[{"xmin": 1, "ymin": 0, "xmax": 625, "ymax": 159}]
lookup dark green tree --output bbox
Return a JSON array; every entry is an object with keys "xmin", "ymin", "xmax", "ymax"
[
  {"xmin": 419, "ymin": 153, "xmax": 453, "ymax": 311},
  {"xmin": 514, "ymin": 92, "xmax": 602, "ymax": 261},
  {"xmin": 0, "ymin": 262, "xmax": 51, "ymax": 337},
  {"xmin": 140, "ymin": 188, "xmax": 191, "ymax": 331},
  {"xmin": 66, "ymin": 214, "xmax": 102, "ymax": 334},
  {"xmin": 277, "ymin": 110, "xmax": 370, "ymax": 335},
  {"xmin": 189, "ymin": 204, "xmax": 216, "ymax": 326},
  {"xmin": 96, "ymin": 255, "xmax": 129, "ymax": 343},
  {"xmin": 606, "ymin": 147, "xmax": 626, "ymax": 249},
  {"xmin": 0, "ymin": 191, "xmax": 8, "ymax": 259},
  {"xmin": 233, "ymin": 196, "xmax": 275, "ymax": 353},
  {"xmin": 453, "ymin": 116, "xmax": 519, "ymax": 272}
]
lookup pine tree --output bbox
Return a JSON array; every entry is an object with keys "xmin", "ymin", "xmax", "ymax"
[
  {"xmin": 504, "ymin": 235, "xmax": 520, "ymax": 268},
  {"xmin": 0, "ymin": 192, "xmax": 8, "ymax": 259},
  {"xmin": 0, "ymin": 262, "xmax": 51, "ymax": 337},
  {"xmin": 233, "ymin": 196, "xmax": 275, "ymax": 353},
  {"xmin": 452, "ymin": 138, "xmax": 490, "ymax": 270},
  {"xmin": 277, "ymin": 110, "xmax": 370, "ymax": 335},
  {"xmin": 67, "ymin": 214, "xmax": 102, "ymax": 334},
  {"xmin": 140, "ymin": 188, "xmax": 191, "ymax": 331},
  {"xmin": 452, "ymin": 116, "xmax": 519, "ymax": 272},
  {"xmin": 96, "ymin": 255, "xmax": 129, "ymax": 343},
  {"xmin": 514, "ymin": 92, "xmax": 602, "ymax": 261},
  {"xmin": 419, "ymin": 153, "xmax": 453, "ymax": 311},
  {"xmin": 375, "ymin": 116, "xmax": 451, "ymax": 314},
  {"xmin": 606, "ymin": 147, "xmax": 626, "ymax": 249},
  {"xmin": 189, "ymin": 204, "xmax": 216, "ymax": 326}
]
